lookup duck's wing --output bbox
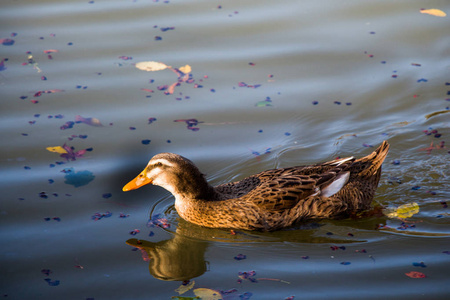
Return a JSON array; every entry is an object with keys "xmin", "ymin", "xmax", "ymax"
[{"xmin": 246, "ymin": 165, "xmax": 351, "ymax": 211}]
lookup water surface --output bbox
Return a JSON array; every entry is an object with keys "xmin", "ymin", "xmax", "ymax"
[{"xmin": 1, "ymin": 0, "xmax": 449, "ymax": 299}]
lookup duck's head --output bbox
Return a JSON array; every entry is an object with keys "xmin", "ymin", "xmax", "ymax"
[{"xmin": 122, "ymin": 153, "xmax": 212, "ymax": 199}]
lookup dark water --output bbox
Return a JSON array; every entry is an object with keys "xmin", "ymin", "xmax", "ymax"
[{"xmin": 1, "ymin": 0, "xmax": 449, "ymax": 299}]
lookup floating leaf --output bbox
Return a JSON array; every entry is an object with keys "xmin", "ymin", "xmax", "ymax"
[
  {"xmin": 46, "ymin": 146, "xmax": 68, "ymax": 154},
  {"xmin": 397, "ymin": 202, "xmax": 419, "ymax": 218},
  {"xmin": 425, "ymin": 110, "xmax": 449, "ymax": 120},
  {"xmin": 63, "ymin": 168, "xmax": 95, "ymax": 187},
  {"xmin": 420, "ymin": 8, "xmax": 446, "ymax": 17},
  {"xmin": 75, "ymin": 115, "xmax": 103, "ymax": 126},
  {"xmin": 135, "ymin": 61, "xmax": 168, "ymax": 71},
  {"xmin": 405, "ymin": 271, "xmax": 426, "ymax": 278},
  {"xmin": 178, "ymin": 64, "xmax": 191, "ymax": 74},
  {"xmin": 193, "ymin": 288, "xmax": 223, "ymax": 300},
  {"xmin": 384, "ymin": 202, "xmax": 419, "ymax": 218},
  {"xmin": 175, "ymin": 280, "xmax": 195, "ymax": 295}
]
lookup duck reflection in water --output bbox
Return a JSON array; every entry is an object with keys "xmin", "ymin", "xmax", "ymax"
[{"xmin": 126, "ymin": 233, "xmax": 209, "ymax": 281}]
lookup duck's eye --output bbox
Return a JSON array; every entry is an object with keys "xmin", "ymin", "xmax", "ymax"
[{"xmin": 153, "ymin": 162, "xmax": 163, "ymax": 168}]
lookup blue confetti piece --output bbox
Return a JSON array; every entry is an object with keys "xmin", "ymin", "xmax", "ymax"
[
  {"xmin": 234, "ymin": 254, "xmax": 247, "ymax": 260},
  {"xmin": 412, "ymin": 262, "xmax": 426, "ymax": 268},
  {"xmin": 44, "ymin": 278, "xmax": 60, "ymax": 286},
  {"xmin": 2, "ymin": 39, "xmax": 14, "ymax": 46},
  {"xmin": 141, "ymin": 139, "xmax": 151, "ymax": 145}
]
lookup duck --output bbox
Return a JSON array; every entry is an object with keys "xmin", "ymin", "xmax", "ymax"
[{"xmin": 123, "ymin": 141, "xmax": 389, "ymax": 231}]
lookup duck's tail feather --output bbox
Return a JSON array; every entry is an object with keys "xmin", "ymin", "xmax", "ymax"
[{"xmin": 355, "ymin": 140, "xmax": 390, "ymax": 178}]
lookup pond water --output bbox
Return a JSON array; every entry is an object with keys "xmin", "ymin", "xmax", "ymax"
[{"xmin": 1, "ymin": 0, "xmax": 449, "ymax": 299}]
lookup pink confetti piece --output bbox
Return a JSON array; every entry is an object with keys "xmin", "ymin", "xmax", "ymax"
[{"xmin": 405, "ymin": 271, "xmax": 426, "ymax": 278}]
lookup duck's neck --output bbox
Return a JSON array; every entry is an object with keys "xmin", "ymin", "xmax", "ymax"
[
  {"xmin": 159, "ymin": 172, "xmax": 217, "ymax": 203},
  {"xmin": 170, "ymin": 177, "xmax": 218, "ymax": 221}
]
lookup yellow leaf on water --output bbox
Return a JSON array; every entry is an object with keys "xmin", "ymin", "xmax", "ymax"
[
  {"xmin": 46, "ymin": 146, "xmax": 68, "ymax": 154},
  {"xmin": 420, "ymin": 8, "xmax": 446, "ymax": 17},
  {"xmin": 135, "ymin": 61, "xmax": 168, "ymax": 71},
  {"xmin": 179, "ymin": 64, "xmax": 192, "ymax": 74},
  {"xmin": 384, "ymin": 202, "xmax": 420, "ymax": 219},
  {"xmin": 193, "ymin": 288, "xmax": 223, "ymax": 300},
  {"xmin": 397, "ymin": 202, "xmax": 420, "ymax": 219}
]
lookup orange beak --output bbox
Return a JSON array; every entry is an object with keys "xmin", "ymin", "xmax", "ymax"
[{"xmin": 122, "ymin": 170, "xmax": 153, "ymax": 192}]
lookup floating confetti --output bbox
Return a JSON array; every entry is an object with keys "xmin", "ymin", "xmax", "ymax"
[
  {"xmin": 405, "ymin": 271, "xmax": 426, "ymax": 278},
  {"xmin": 41, "ymin": 269, "xmax": 52, "ymax": 276},
  {"xmin": 174, "ymin": 119, "xmax": 203, "ymax": 131},
  {"xmin": 237, "ymin": 271, "xmax": 257, "ymax": 283},
  {"xmin": 0, "ymin": 59, "xmax": 7, "ymax": 71},
  {"xmin": 129, "ymin": 229, "xmax": 140, "ymax": 235},
  {"xmin": 330, "ymin": 246, "xmax": 346, "ymax": 251},
  {"xmin": 255, "ymin": 97, "xmax": 272, "ymax": 107},
  {"xmin": 160, "ymin": 27, "xmax": 175, "ymax": 32},
  {"xmin": 47, "ymin": 144, "xmax": 87, "ymax": 161},
  {"xmin": 141, "ymin": 139, "xmax": 151, "ymax": 145},
  {"xmin": 234, "ymin": 254, "xmax": 247, "ymax": 261},
  {"xmin": 1, "ymin": 38, "xmax": 15, "ymax": 45},
  {"xmin": 92, "ymin": 211, "xmax": 112, "ymax": 221},
  {"xmin": 412, "ymin": 262, "xmax": 427, "ymax": 268},
  {"xmin": 420, "ymin": 8, "xmax": 446, "ymax": 17},
  {"xmin": 44, "ymin": 278, "xmax": 60, "ymax": 286},
  {"xmin": 147, "ymin": 214, "xmax": 170, "ymax": 228}
]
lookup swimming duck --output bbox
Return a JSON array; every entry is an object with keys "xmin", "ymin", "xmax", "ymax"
[{"xmin": 123, "ymin": 141, "xmax": 389, "ymax": 231}]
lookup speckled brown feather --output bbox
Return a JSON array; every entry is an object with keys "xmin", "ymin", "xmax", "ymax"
[{"xmin": 128, "ymin": 141, "xmax": 390, "ymax": 231}]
